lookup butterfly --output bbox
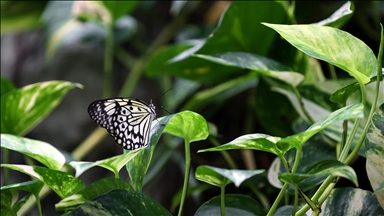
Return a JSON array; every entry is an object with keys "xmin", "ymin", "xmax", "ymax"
[{"xmin": 88, "ymin": 98, "xmax": 156, "ymax": 150}]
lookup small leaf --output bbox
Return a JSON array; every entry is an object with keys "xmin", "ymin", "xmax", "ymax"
[
  {"xmin": 164, "ymin": 111, "xmax": 209, "ymax": 142},
  {"xmin": 195, "ymin": 194, "xmax": 264, "ymax": 216},
  {"xmin": 330, "ymin": 74, "xmax": 383, "ymax": 103},
  {"xmin": 1, "ymin": 134, "xmax": 65, "ymax": 170},
  {"xmin": 313, "ymin": 1, "xmax": 354, "ymax": 28},
  {"xmin": 196, "ymin": 165, "xmax": 264, "ymax": 187},
  {"xmin": 277, "ymin": 103, "xmax": 364, "ymax": 151},
  {"xmin": 263, "ymin": 23, "xmax": 376, "ymax": 84},
  {"xmin": 319, "ymin": 188, "xmax": 384, "ymax": 216},
  {"xmin": 67, "ymin": 189, "xmax": 172, "ymax": 216},
  {"xmin": 279, "ymin": 160, "xmax": 358, "ymax": 187},
  {"xmin": 0, "ymin": 164, "xmax": 84, "ymax": 198},
  {"xmin": 1, "ymin": 180, "xmax": 44, "ymax": 198},
  {"xmin": 70, "ymin": 148, "xmax": 143, "ymax": 177},
  {"xmin": 56, "ymin": 178, "xmax": 134, "ymax": 211},
  {"xmin": 1, "ymin": 81, "xmax": 82, "ymax": 136},
  {"xmin": 365, "ymin": 103, "xmax": 384, "ymax": 208},
  {"xmin": 198, "ymin": 134, "xmax": 284, "ymax": 157}
]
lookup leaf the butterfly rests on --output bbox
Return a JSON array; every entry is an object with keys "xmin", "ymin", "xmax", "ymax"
[{"xmin": 88, "ymin": 98, "xmax": 156, "ymax": 150}]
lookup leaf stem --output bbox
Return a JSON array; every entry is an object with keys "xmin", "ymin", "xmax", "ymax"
[
  {"xmin": 220, "ymin": 180, "xmax": 226, "ymax": 216},
  {"xmin": 178, "ymin": 138, "xmax": 191, "ymax": 216}
]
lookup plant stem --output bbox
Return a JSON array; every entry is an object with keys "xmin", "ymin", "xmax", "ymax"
[
  {"xmin": 267, "ymin": 183, "xmax": 290, "ymax": 216},
  {"xmin": 3, "ymin": 148, "xmax": 9, "ymax": 185},
  {"xmin": 103, "ymin": 22, "xmax": 113, "ymax": 98},
  {"xmin": 328, "ymin": 63, "xmax": 337, "ymax": 80},
  {"xmin": 178, "ymin": 138, "xmax": 191, "ymax": 216},
  {"xmin": 220, "ymin": 181, "xmax": 226, "ymax": 216}
]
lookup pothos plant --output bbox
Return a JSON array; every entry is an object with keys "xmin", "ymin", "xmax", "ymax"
[{"xmin": 1, "ymin": 2, "xmax": 384, "ymax": 216}]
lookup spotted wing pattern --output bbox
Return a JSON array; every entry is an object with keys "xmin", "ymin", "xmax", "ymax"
[{"xmin": 88, "ymin": 98, "xmax": 156, "ymax": 150}]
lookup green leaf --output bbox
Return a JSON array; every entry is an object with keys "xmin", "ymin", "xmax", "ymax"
[
  {"xmin": 1, "ymin": 134, "xmax": 65, "ymax": 170},
  {"xmin": 319, "ymin": 188, "xmax": 384, "ymax": 216},
  {"xmin": 55, "ymin": 178, "xmax": 134, "ymax": 211},
  {"xmin": 313, "ymin": 1, "xmax": 354, "ymax": 28},
  {"xmin": 195, "ymin": 194, "xmax": 264, "ymax": 216},
  {"xmin": 1, "ymin": 77, "xmax": 16, "ymax": 96},
  {"xmin": 198, "ymin": 134, "xmax": 284, "ymax": 157},
  {"xmin": 182, "ymin": 72, "xmax": 258, "ymax": 111},
  {"xmin": 0, "ymin": 189, "xmax": 16, "ymax": 212},
  {"xmin": 0, "ymin": 164, "xmax": 84, "ymax": 199},
  {"xmin": 1, "ymin": 180, "xmax": 44, "ymax": 198},
  {"xmin": 263, "ymin": 23, "xmax": 376, "ymax": 84},
  {"xmin": 1, "ymin": 1, "xmax": 47, "ymax": 34},
  {"xmin": 102, "ymin": 1, "xmax": 138, "ymax": 22},
  {"xmin": 279, "ymin": 160, "xmax": 358, "ymax": 187},
  {"xmin": 67, "ymin": 189, "xmax": 172, "ymax": 216},
  {"xmin": 146, "ymin": 43, "xmax": 195, "ymax": 77},
  {"xmin": 70, "ymin": 148, "xmax": 143, "ymax": 177},
  {"xmin": 277, "ymin": 103, "xmax": 364, "ymax": 151},
  {"xmin": 365, "ymin": 103, "xmax": 384, "ymax": 208},
  {"xmin": 127, "ymin": 115, "xmax": 175, "ymax": 192},
  {"xmin": 330, "ymin": 74, "xmax": 383, "ymax": 104},
  {"xmin": 164, "ymin": 111, "xmax": 209, "ymax": 142},
  {"xmin": 196, "ymin": 165, "xmax": 264, "ymax": 187},
  {"xmin": 1, "ymin": 81, "xmax": 82, "ymax": 136},
  {"xmin": 195, "ymin": 52, "xmax": 304, "ymax": 87},
  {"xmin": 167, "ymin": 1, "xmax": 287, "ymax": 82}
]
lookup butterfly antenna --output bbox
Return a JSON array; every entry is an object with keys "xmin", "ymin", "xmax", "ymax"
[{"xmin": 152, "ymin": 88, "xmax": 173, "ymax": 104}]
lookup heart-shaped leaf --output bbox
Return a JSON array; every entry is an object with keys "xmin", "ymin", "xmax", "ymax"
[{"xmin": 263, "ymin": 23, "xmax": 376, "ymax": 84}]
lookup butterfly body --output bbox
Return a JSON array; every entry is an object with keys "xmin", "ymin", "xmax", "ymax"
[{"xmin": 88, "ymin": 98, "xmax": 156, "ymax": 150}]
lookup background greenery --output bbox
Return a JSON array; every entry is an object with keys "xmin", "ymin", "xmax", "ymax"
[{"xmin": 1, "ymin": 1, "xmax": 383, "ymax": 215}]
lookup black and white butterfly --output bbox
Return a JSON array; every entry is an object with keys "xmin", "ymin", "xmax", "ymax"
[{"xmin": 88, "ymin": 98, "xmax": 156, "ymax": 150}]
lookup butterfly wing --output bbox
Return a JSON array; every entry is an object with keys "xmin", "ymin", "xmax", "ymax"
[{"xmin": 88, "ymin": 98, "xmax": 156, "ymax": 150}]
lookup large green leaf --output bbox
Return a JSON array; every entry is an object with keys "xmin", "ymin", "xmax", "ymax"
[
  {"xmin": 279, "ymin": 160, "xmax": 358, "ymax": 187},
  {"xmin": 277, "ymin": 103, "xmax": 364, "ymax": 151},
  {"xmin": 365, "ymin": 103, "xmax": 384, "ymax": 208},
  {"xmin": 68, "ymin": 189, "xmax": 172, "ymax": 216},
  {"xmin": 195, "ymin": 194, "xmax": 264, "ymax": 216},
  {"xmin": 196, "ymin": 165, "xmax": 264, "ymax": 187},
  {"xmin": 198, "ymin": 134, "xmax": 284, "ymax": 157},
  {"xmin": 195, "ymin": 52, "xmax": 304, "ymax": 87},
  {"xmin": 319, "ymin": 188, "xmax": 384, "ymax": 216},
  {"xmin": 167, "ymin": 1, "xmax": 287, "ymax": 81},
  {"xmin": 263, "ymin": 23, "xmax": 376, "ymax": 84},
  {"xmin": 0, "ymin": 164, "xmax": 84, "ymax": 199},
  {"xmin": 70, "ymin": 148, "xmax": 143, "ymax": 177},
  {"xmin": 164, "ymin": 111, "xmax": 209, "ymax": 142},
  {"xmin": 55, "ymin": 178, "xmax": 134, "ymax": 211},
  {"xmin": 1, "ymin": 81, "xmax": 82, "ymax": 136},
  {"xmin": 1, "ymin": 134, "xmax": 65, "ymax": 170}
]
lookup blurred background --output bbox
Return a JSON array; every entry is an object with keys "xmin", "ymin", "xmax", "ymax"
[{"xmin": 1, "ymin": 1, "xmax": 382, "ymax": 215}]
